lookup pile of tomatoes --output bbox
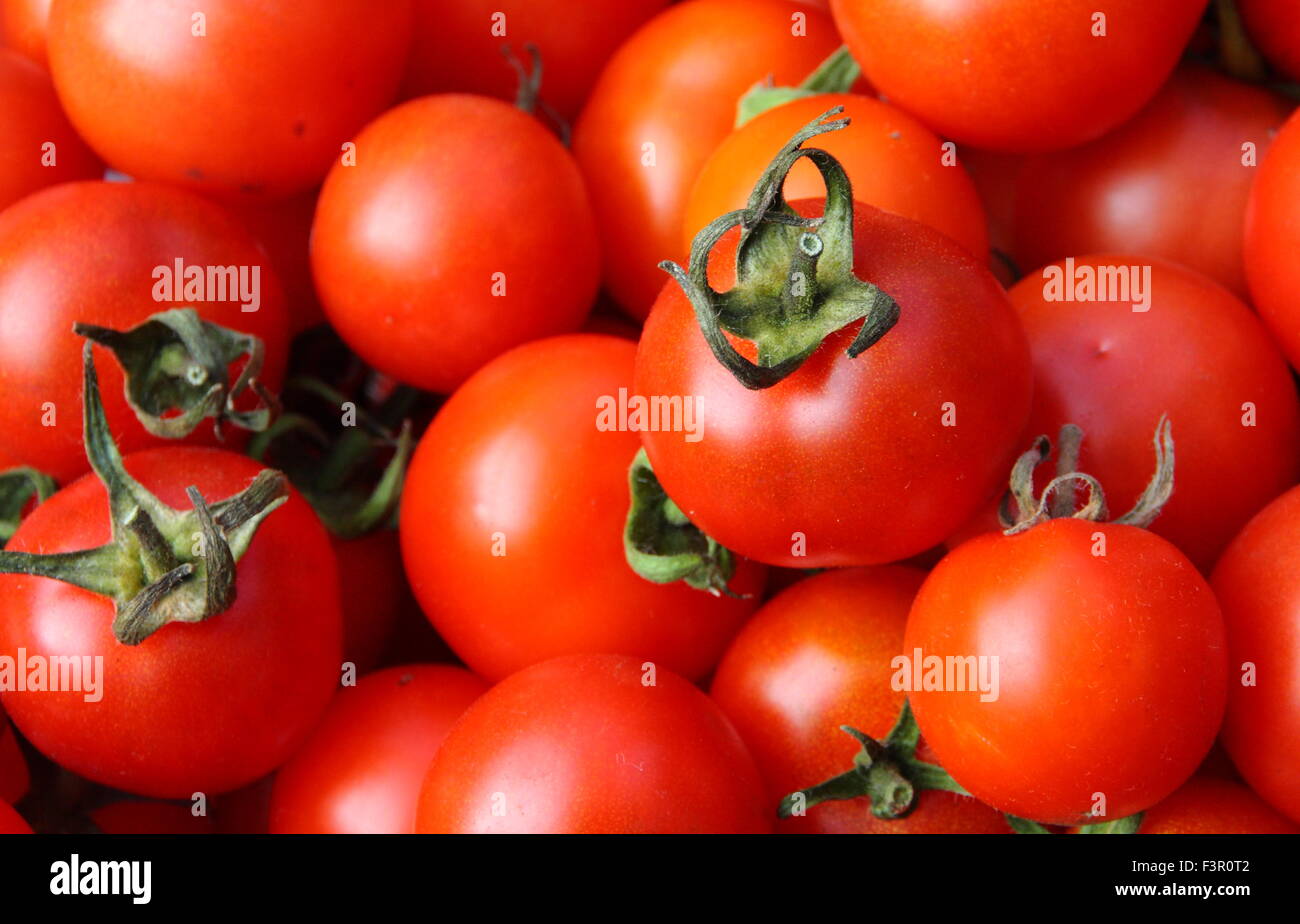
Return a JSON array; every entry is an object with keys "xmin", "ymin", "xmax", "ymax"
[{"xmin": 0, "ymin": 0, "xmax": 1298, "ymax": 838}]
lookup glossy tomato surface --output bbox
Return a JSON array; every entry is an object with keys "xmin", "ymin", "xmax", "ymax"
[
  {"xmin": 831, "ymin": 0, "xmax": 1206, "ymax": 152},
  {"xmin": 312, "ymin": 94, "xmax": 599, "ymax": 393},
  {"xmin": 0, "ymin": 181, "xmax": 289, "ymax": 483},
  {"xmin": 269, "ymin": 665, "xmax": 487, "ymax": 834},
  {"xmin": 400, "ymin": 334, "xmax": 765, "ymax": 683},
  {"xmin": 0, "ymin": 447, "xmax": 342, "ymax": 798},
  {"xmin": 47, "ymin": 0, "xmax": 412, "ymax": 197},
  {"xmin": 636, "ymin": 200, "xmax": 1032, "ymax": 568},
  {"xmin": 907, "ymin": 518, "xmax": 1228, "ymax": 826},
  {"xmin": 1211, "ymin": 484, "xmax": 1300, "ymax": 823},
  {"xmin": 0, "ymin": 0, "xmax": 50, "ymax": 67},
  {"xmin": 416, "ymin": 654, "xmax": 772, "ymax": 833},
  {"xmin": 573, "ymin": 0, "xmax": 841, "ymax": 318},
  {"xmin": 1245, "ymin": 107, "xmax": 1300, "ymax": 371},
  {"xmin": 712, "ymin": 567, "xmax": 1010, "ymax": 833},
  {"xmin": 1135, "ymin": 778, "xmax": 1300, "ymax": 834}
]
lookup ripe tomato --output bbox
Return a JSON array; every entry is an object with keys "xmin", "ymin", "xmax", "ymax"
[
  {"xmin": 572, "ymin": 0, "xmax": 841, "ymax": 318},
  {"xmin": 47, "ymin": 0, "xmax": 412, "ymax": 198},
  {"xmin": 711, "ymin": 567, "xmax": 1010, "ymax": 833},
  {"xmin": 211, "ymin": 775, "xmax": 274, "ymax": 834},
  {"xmin": 312, "ymin": 94, "xmax": 599, "ymax": 394},
  {"xmin": 227, "ymin": 189, "xmax": 324, "ymax": 335},
  {"xmin": 1245, "ymin": 107, "xmax": 1300, "ymax": 371},
  {"xmin": 269, "ymin": 665, "xmax": 487, "ymax": 834},
  {"xmin": 993, "ymin": 256, "xmax": 1300, "ymax": 571},
  {"xmin": 1211, "ymin": 484, "xmax": 1300, "ymax": 824},
  {"xmin": 965, "ymin": 67, "xmax": 1291, "ymax": 298},
  {"xmin": 1135, "ymin": 778, "xmax": 1300, "ymax": 834},
  {"xmin": 416, "ymin": 654, "xmax": 772, "ymax": 833},
  {"xmin": 685, "ymin": 93, "xmax": 988, "ymax": 260},
  {"xmin": 1239, "ymin": 0, "xmax": 1300, "ymax": 81},
  {"xmin": 0, "ymin": 709, "xmax": 27, "ymax": 804},
  {"xmin": 333, "ymin": 530, "xmax": 416, "ymax": 675},
  {"xmin": 0, "ymin": 49, "xmax": 101, "ymax": 213},
  {"xmin": 400, "ymin": 334, "xmax": 765, "ymax": 683},
  {"xmin": 88, "ymin": 800, "xmax": 214, "ymax": 835},
  {"xmin": 637, "ymin": 199, "xmax": 1031, "ymax": 568},
  {"xmin": 907, "ymin": 518, "xmax": 1228, "ymax": 826},
  {"xmin": 0, "ymin": 798, "xmax": 30, "ymax": 833},
  {"xmin": 404, "ymin": 0, "xmax": 669, "ymax": 121},
  {"xmin": 0, "ymin": 446, "xmax": 341, "ymax": 798},
  {"xmin": 831, "ymin": 0, "xmax": 1206, "ymax": 152},
  {"xmin": 0, "ymin": 0, "xmax": 49, "ymax": 67},
  {"xmin": 0, "ymin": 181, "xmax": 289, "ymax": 483}
]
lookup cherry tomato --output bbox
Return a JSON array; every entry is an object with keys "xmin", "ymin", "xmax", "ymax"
[
  {"xmin": 269, "ymin": 665, "xmax": 487, "ymax": 834},
  {"xmin": 712, "ymin": 567, "xmax": 1010, "ymax": 833},
  {"xmin": 227, "ymin": 189, "xmax": 324, "ymax": 335},
  {"xmin": 47, "ymin": 0, "xmax": 413, "ymax": 197},
  {"xmin": 1134, "ymin": 778, "xmax": 1300, "ymax": 834},
  {"xmin": 404, "ymin": 0, "xmax": 670, "ymax": 121},
  {"xmin": 415, "ymin": 654, "xmax": 772, "ymax": 833},
  {"xmin": 0, "ymin": 447, "xmax": 342, "ymax": 798},
  {"xmin": 992, "ymin": 256, "xmax": 1300, "ymax": 571},
  {"xmin": 686, "ymin": 93, "xmax": 988, "ymax": 260},
  {"xmin": 907, "ymin": 518, "xmax": 1228, "ymax": 826},
  {"xmin": 89, "ymin": 800, "xmax": 214, "ymax": 835},
  {"xmin": 0, "ymin": 181, "xmax": 290, "ymax": 483},
  {"xmin": 334, "ymin": 530, "xmax": 417, "ymax": 675},
  {"xmin": 400, "ymin": 334, "xmax": 765, "ymax": 683},
  {"xmin": 1239, "ymin": 0, "xmax": 1300, "ymax": 81},
  {"xmin": 0, "ymin": 0, "xmax": 49, "ymax": 67},
  {"xmin": 636, "ymin": 200, "xmax": 1032, "ymax": 568},
  {"xmin": 1245, "ymin": 107, "xmax": 1300, "ymax": 371},
  {"xmin": 312, "ymin": 94, "xmax": 599, "ymax": 394},
  {"xmin": 572, "ymin": 0, "xmax": 842, "ymax": 318},
  {"xmin": 0, "ymin": 798, "xmax": 30, "ymax": 833},
  {"xmin": 830, "ymin": 0, "xmax": 1207, "ymax": 152},
  {"xmin": 0, "ymin": 709, "xmax": 27, "ymax": 804},
  {"xmin": 965, "ymin": 67, "xmax": 1291, "ymax": 298},
  {"xmin": 1211, "ymin": 484, "xmax": 1300, "ymax": 824},
  {"xmin": 0, "ymin": 49, "xmax": 101, "ymax": 213}
]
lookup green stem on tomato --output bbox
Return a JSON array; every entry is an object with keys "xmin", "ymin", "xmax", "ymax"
[
  {"xmin": 0, "ymin": 467, "xmax": 57, "ymax": 547},
  {"xmin": 736, "ymin": 45, "xmax": 862, "ymax": 127}
]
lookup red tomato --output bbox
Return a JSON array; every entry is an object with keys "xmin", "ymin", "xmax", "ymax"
[
  {"xmin": 907, "ymin": 518, "xmax": 1228, "ymax": 826},
  {"xmin": 572, "ymin": 0, "xmax": 842, "ymax": 318},
  {"xmin": 89, "ymin": 800, "xmax": 214, "ymax": 835},
  {"xmin": 1211, "ymin": 484, "xmax": 1300, "ymax": 824},
  {"xmin": 312, "ymin": 94, "xmax": 599, "ymax": 394},
  {"xmin": 400, "ymin": 334, "xmax": 765, "ymax": 683},
  {"xmin": 0, "ymin": 798, "xmax": 30, "ymax": 833},
  {"xmin": 416, "ymin": 654, "xmax": 772, "ymax": 833},
  {"xmin": 47, "ymin": 0, "xmax": 413, "ymax": 198},
  {"xmin": 992, "ymin": 256, "xmax": 1300, "ymax": 571},
  {"xmin": 965, "ymin": 67, "xmax": 1291, "ymax": 298},
  {"xmin": 0, "ymin": 0, "xmax": 49, "ymax": 67},
  {"xmin": 1239, "ymin": 0, "xmax": 1300, "ymax": 80},
  {"xmin": 0, "ymin": 181, "xmax": 290, "ymax": 483},
  {"xmin": 211, "ymin": 775, "xmax": 274, "ymax": 834},
  {"xmin": 333, "ymin": 530, "xmax": 416, "ymax": 675},
  {"xmin": 1135, "ymin": 778, "xmax": 1300, "ymax": 834},
  {"xmin": 636, "ymin": 200, "xmax": 1032, "ymax": 568},
  {"xmin": 0, "ymin": 709, "xmax": 27, "ymax": 804},
  {"xmin": 831, "ymin": 0, "xmax": 1206, "ymax": 152},
  {"xmin": 0, "ymin": 49, "xmax": 101, "ymax": 212},
  {"xmin": 227, "ymin": 189, "xmax": 324, "ymax": 334},
  {"xmin": 0, "ymin": 447, "xmax": 341, "ymax": 798},
  {"xmin": 1245, "ymin": 107, "xmax": 1300, "ymax": 371},
  {"xmin": 712, "ymin": 567, "xmax": 1010, "ymax": 833},
  {"xmin": 269, "ymin": 665, "xmax": 487, "ymax": 835},
  {"xmin": 404, "ymin": 0, "xmax": 670, "ymax": 121},
  {"xmin": 686, "ymin": 93, "xmax": 988, "ymax": 260}
]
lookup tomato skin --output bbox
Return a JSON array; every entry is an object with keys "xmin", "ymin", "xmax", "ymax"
[
  {"xmin": 0, "ymin": 798, "xmax": 31, "ymax": 833},
  {"xmin": 686, "ymin": 93, "xmax": 988, "ymax": 260},
  {"xmin": 712, "ymin": 567, "xmax": 1010, "ymax": 834},
  {"xmin": 404, "ymin": 0, "xmax": 669, "ymax": 121},
  {"xmin": 0, "ymin": 49, "xmax": 101, "ymax": 212},
  {"xmin": 0, "ymin": 709, "xmax": 28, "ymax": 804},
  {"xmin": 0, "ymin": 447, "xmax": 342, "ymax": 799},
  {"xmin": 831, "ymin": 0, "xmax": 1206, "ymax": 153},
  {"xmin": 0, "ymin": 181, "xmax": 290, "ymax": 483},
  {"xmin": 996, "ymin": 256, "xmax": 1300, "ymax": 572},
  {"xmin": 312, "ymin": 94, "xmax": 599, "ymax": 394},
  {"xmin": 966, "ymin": 67, "xmax": 1291, "ymax": 298},
  {"xmin": 1133, "ymin": 778, "xmax": 1300, "ymax": 834},
  {"xmin": 1239, "ymin": 0, "xmax": 1300, "ymax": 81},
  {"xmin": 226, "ymin": 189, "xmax": 324, "ymax": 335},
  {"xmin": 906, "ymin": 518, "xmax": 1228, "ymax": 826},
  {"xmin": 47, "ymin": 0, "xmax": 412, "ymax": 198},
  {"xmin": 400, "ymin": 334, "xmax": 764, "ymax": 683},
  {"xmin": 636, "ymin": 200, "xmax": 1032, "ymax": 568},
  {"xmin": 89, "ymin": 800, "xmax": 214, "ymax": 835},
  {"xmin": 416, "ymin": 654, "xmax": 772, "ymax": 834},
  {"xmin": 269, "ymin": 665, "xmax": 487, "ymax": 835},
  {"xmin": 333, "ymin": 531, "xmax": 415, "ymax": 675},
  {"xmin": 1211, "ymin": 484, "xmax": 1300, "ymax": 824},
  {"xmin": 572, "ymin": 0, "xmax": 841, "ymax": 318},
  {"xmin": 0, "ymin": 0, "xmax": 49, "ymax": 68},
  {"xmin": 1245, "ymin": 108, "xmax": 1300, "ymax": 372}
]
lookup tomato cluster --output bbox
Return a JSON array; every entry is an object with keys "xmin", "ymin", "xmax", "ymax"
[{"xmin": 0, "ymin": 0, "xmax": 1297, "ymax": 839}]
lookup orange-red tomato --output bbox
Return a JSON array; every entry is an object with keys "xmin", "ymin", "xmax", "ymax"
[
  {"xmin": 573, "ymin": 0, "xmax": 841, "ymax": 318},
  {"xmin": 685, "ymin": 93, "xmax": 988, "ymax": 260},
  {"xmin": 226, "ymin": 189, "xmax": 324, "ymax": 335},
  {"xmin": 0, "ymin": 0, "xmax": 49, "ymax": 67},
  {"xmin": 1134, "ymin": 778, "xmax": 1300, "ymax": 834},
  {"xmin": 1245, "ymin": 107, "xmax": 1300, "ymax": 372}
]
